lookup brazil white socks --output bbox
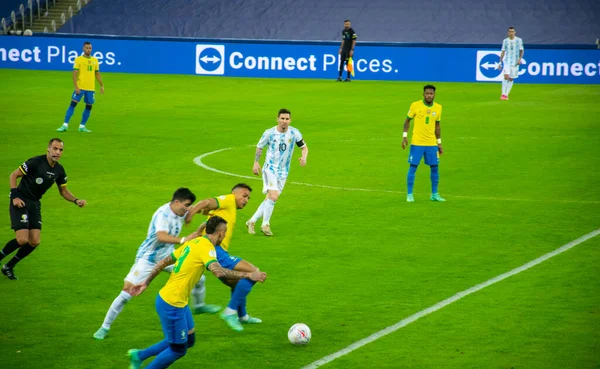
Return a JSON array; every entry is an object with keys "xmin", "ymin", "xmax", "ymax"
[{"xmin": 223, "ymin": 307, "xmax": 237, "ymax": 315}]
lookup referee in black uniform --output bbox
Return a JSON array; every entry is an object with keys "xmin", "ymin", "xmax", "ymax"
[
  {"xmin": 338, "ymin": 19, "xmax": 357, "ymax": 82},
  {"xmin": 1, "ymin": 138, "xmax": 87, "ymax": 279}
]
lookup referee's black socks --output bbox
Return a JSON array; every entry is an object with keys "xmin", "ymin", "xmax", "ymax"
[
  {"xmin": 5, "ymin": 244, "xmax": 36, "ymax": 268},
  {"xmin": 0, "ymin": 239, "xmax": 21, "ymax": 261}
]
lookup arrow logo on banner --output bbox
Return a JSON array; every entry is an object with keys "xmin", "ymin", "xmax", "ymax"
[
  {"xmin": 200, "ymin": 55, "xmax": 221, "ymax": 63},
  {"xmin": 481, "ymin": 62, "xmax": 499, "ymax": 70}
]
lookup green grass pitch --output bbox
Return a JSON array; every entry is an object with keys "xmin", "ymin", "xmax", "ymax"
[{"xmin": 0, "ymin": 69, "xmax": 599, "ymax": 369}]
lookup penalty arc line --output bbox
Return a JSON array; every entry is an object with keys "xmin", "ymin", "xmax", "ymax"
[
  {"xmin": 192, "ymin": 147, "xmax": 401, "ymax": 194},
  {"xmin": 192, "ymin": 147, "xmax": 600, "ymax": 204},
  {"xmin": 301, "ymin": 228, "xmax": 600, "ymax": 369}
]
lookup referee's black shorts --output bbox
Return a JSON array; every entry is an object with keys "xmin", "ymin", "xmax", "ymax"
[
  {"xmin": 340, "ymin": 50, "xmax": 351, "ymax": 65},
  {"xmin": 9, "ymin": 198, "xmax": 42, "ymax": 231}
]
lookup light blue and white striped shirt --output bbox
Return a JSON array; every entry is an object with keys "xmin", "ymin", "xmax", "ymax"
[
  {"xmin": 257, "ymin": 126, "xmax": 304, "ymax": 178},
  {"xmin": 135, "ymin": 203, "xmax": 185, "ymax": 264},
  {"xmin": 501, "ymin": 37, "xmax": 524, "ymax": 67}
]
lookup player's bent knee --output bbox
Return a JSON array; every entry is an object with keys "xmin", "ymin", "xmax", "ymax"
[
  {"xmin": 85, "ymin": 104, "xmax": 93, "ymax": 111},
  {"xmin": 16, "ymin": 235, "xmax": 29, "ymax": 245},
  {"xmin": 221, "ymin": 278, "xmax": 237, "ymax": 289},
  {"xmin": 169, "ymin": 343, "xmax": 187, "ymax": 357},
  {"xmin": 186, "ymin": 332, "xmax": 196, "ymax": 349},
  {"xmin": 122, "ymin": 282, "xmax": 135, "ymax": 294},
  {"xmin": 70, "ymin": 100, "xmax": 78, "ymax": 107},
  {"xmin": 29, "ymin": 240, "xmax": 40, "ymax": 247}
]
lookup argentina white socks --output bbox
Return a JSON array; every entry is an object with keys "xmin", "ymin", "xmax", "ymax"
[
  {"xmin": 262, "ymin": 198, "xmax": 276, "ymax": 225},
  {"xmin": 506, "ymin": 80, "xmax": 514, "ymax": 96},
  {"xmin": 250, "ymin": 200, "xmax": 266, "ymax": 223},
  {"xmin": 192, "ymin": 274, "xmax": 207, "ymax": 308},
  {"xmin": 102, "ymin": 290, "xmax": 132, "ymax": 329}
]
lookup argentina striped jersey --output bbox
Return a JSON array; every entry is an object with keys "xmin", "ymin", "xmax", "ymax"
[
  {"xmin": 135, "ymin": 203, "xmax": 185, "ymax": 264},
  {"xmin": 501, "ymin": 37, "xmax": 524, "ymax": 67},
  {"xmin": 257, "ymin": 126, "xmax": 304, "ymax": 178}
]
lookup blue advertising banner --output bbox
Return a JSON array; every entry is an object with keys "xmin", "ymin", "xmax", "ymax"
[{"xmin": 1, "ymin": 35, "xmax": 599, "ymax": 84}]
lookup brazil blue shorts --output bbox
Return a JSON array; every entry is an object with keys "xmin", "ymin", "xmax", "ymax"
[
  {"xmin": 71, "ymin": 89, "xmax": 95, "ymax": 104},
  {"xmin": 215, "ymin": 245, "xmax": 242, "ymax": 270},
  {"xmin": 408, "ymin": 145, "xmax": 439, "ymax": 166},
  {"xmin": 155, "ymin": 294, "xmax": 194, "ymax": 344}
]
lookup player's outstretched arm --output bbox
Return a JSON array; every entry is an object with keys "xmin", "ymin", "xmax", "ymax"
[
  {"xmin": 157, "ymin": 230, "xmax": 198, "ymax": 246},
  {"xmin": 186, "ymin": 197, "xmax": 219, "ymax": 223},
  {"xmin": 402, "ymin": 118, "xmax": 411, "ymax": 149},
  {"xmin": 130, "ymin": 255, "xmax": 175, "ymax": 296},
  {"xmin": 253, "ymin": 148, "xmax": 263, "ymax": 175},
  {"xmin": 208, "ymin": 262, "xmax": 267, "ymax": 283},
  {"xmin": 58, "ymin": 186, "xmax": 87, "ymax": 207}
]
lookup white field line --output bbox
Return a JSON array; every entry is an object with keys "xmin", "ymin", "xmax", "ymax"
[
  {"xmin": 302, "ymin": 228, "xmax": 600, "ymax": 369},
  {"xmin": 193, "ymin": 147, "xmax": 600, "ymax": 204}
]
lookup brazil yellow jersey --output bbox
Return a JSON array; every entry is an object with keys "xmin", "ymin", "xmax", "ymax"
[
  {"xmin": 73, "ymin": 55, "xmax": 99, "ymax": 91},
  {"xmin": 202, "ymin": 194, "xmax": 237, "ymax": 251},
  {"xmin": 407, "ymin": 100, "xmax": 443, "ymax": 146},
  {"xmin": 158, "ymin": 236, "xmax": 217, "ymax": 308}
]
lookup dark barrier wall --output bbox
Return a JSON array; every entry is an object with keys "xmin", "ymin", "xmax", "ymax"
[{"xmin": 59, "ymin": 0, "xmax": 600, "ymax": 44}]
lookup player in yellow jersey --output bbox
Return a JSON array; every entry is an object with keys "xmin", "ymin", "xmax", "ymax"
[
  {"xmin": 401, "ymin": 85, "xmax": 445, "ymax": 202},
  {"xmin": 186, "ymin": 183, "xmax": 262, "ymax": 332},
  {"xmin": 57, "ymin": 41, "xmax": 104, "ymax": 133},
  {"xmin": 127, "ymin": 216, "xmax": 267, "ymax": 369}
]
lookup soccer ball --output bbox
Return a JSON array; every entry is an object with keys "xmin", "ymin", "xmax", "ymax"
[{"xmin": 288, "ymin": 323, "xmax": 311, "ymax": 345}]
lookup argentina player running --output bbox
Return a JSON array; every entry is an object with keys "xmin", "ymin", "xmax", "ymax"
[
  {"xmin": 497, "ymin": 26, "xmax": 524, "ymax": 100},
  {"xmin": 246, "ymin": 109, "xmax": 308, "ymax": 236},
  {"xmin": 93, "ymin": 188, "xmax": 220, "ymax": 340}
]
